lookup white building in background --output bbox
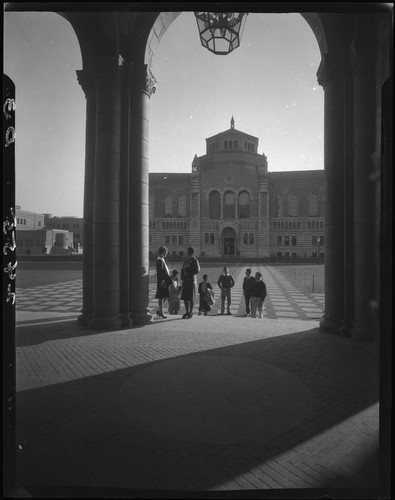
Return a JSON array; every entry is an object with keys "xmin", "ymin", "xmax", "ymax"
[
  {"xmin": 15, "ymin": 205, "xmax": 44, "ymax": 231},
  {"xmin": 15, "ymin": 206, "xmax": 79, "ymax": 255}
]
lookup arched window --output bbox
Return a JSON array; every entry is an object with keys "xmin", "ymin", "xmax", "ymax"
[
  {"xmin": 229, "ymin": 141, "xmax": 233, "ymax": 149},
  {"xmin": 164, "ymin": 194, "xmax": 173, "ymax": 217},
  {"xmin": 149, "ymin": 194, "xmax": 155, "ymax": 218},
  {"xmin": 308, "ymin": 193, "xmax": 319, "ymax": 216},
  {"xmin": 224, "ymin": 140, "xmax": 228, "ymax": 149},
  {"xmin": 238, "ymin": 191, "xmax": 250, "ymax": 218},
  {"xmin": 223, "ymin": 191, "xmax": 235, "ymax": 218},
  {"xmin": 274, "ymin": 194, "xmax": 284, "ymax": 217},
  {"xmin": 288, "ymin": 193, "xmax": 299, "ymax": 217},
  {"xmin": 177, "ymin": 195, "xmax": 186, "ymax": 217},
  {"xmin": 209, "ymin": 190, "xmax": 221, "ymax": 219}
]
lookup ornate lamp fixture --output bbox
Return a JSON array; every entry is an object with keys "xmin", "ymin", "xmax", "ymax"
[{"xmin": 194, "ymin": 12, "xmax": 248, "ymax": 55}]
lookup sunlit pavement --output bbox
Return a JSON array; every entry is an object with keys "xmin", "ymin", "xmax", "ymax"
[{"xmin": 12, "ymin": 267, "xmax": 380, "ymax": 496}]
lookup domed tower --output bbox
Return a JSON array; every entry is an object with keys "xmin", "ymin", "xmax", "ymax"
[{"xmin": 194, "ymin": 116, "xmax": 270, "ymax": 258}]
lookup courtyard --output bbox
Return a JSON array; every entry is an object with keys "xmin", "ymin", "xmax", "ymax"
[{"xmin": 10, "ymin": 261, "xmax": 381, "ymax": 497}]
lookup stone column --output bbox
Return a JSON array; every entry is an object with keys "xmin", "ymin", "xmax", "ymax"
[
  {"xmin": 88, "ymin": 58, "xmax": 123, "ymax": 329},
  {"xmin": 127, "ymin": 64, "xmax": 156, "ymax": 325},
  {"xmin": 339, "ymin": 51, "xmax": 355, "ymax": 336},
  {"xmin": 76, "ymin": 69, "xmax": 96, "ymax": 325},
  {"xmin": 349, "ymin": 37, "xmax": 378, "ymax": 340},
  {"xmin": 317, "ymin": 53, "xmax": 345, "ymax": 332}
]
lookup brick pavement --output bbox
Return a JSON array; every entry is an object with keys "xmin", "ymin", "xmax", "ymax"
[{"xmin": 11, "ymin": 266, "xmax": 383, "ymax": 497}]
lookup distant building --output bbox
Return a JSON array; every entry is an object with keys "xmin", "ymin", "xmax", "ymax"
[
  {"xmin": 149, "ymin": 118, "xmax": 325, "ymax": 260},
  {"xmin": 44, "ymin": 214, "xmax": 84, "ymax": 251},
  {"xmin": 15, "ymin": 206, "xmax": 44, "ymax": 231},
  {"xmin": 15, "ymin": 228, "xmax": 74, "ymax": 256},
  {"xmin": 15, "ymin": 207, "xmax": 82, "ymax": 254}
]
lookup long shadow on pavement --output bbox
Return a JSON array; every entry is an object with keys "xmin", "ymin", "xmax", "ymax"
[{"xmin": 13, "ymin": 327, "xmax": 381, "ymax": 497}]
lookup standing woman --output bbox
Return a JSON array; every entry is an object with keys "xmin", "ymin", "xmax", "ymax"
[
  {"xmin": 180, "ymin": 246, "xmax": 200, "ymax": 318},
  {"xmin": 155, "ymin": 246, "xmax": 171, "ymax": 318}
]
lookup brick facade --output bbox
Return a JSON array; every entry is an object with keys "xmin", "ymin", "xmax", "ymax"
[{"xmin": 149, "ymin": 120, "xmax": 324, "ymax": 260}]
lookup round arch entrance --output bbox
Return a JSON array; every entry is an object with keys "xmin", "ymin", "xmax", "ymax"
[{"xmin": 221, "ymin": 227, "xmax": 237, "ymax": 257}]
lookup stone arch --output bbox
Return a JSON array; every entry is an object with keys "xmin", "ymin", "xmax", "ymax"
[
  {"xmin": 54, "ymin": 8, "xmax": 389, "ymax": 340},
  {"xmin": 145, "ymin": 12, "xmax": 329, "ymax": 70}
]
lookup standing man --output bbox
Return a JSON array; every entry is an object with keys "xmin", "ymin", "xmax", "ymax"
[
  {"xmin": 250, "ymin": 271, "xmax": 267, "ymax": 319},
  {"xmin": 217, "ymin": 267, "xmax": 235, "ymax": 315},
  {"xmin": 242, "ymin": 268, "xmax": 255, "ymax": 317},
  {"xmin": 180, "ymin": 247, "xmax": 200, "ymax": 319}
]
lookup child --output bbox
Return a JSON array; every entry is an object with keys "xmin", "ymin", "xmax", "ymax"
[
  {"xmin": 168, "ymin": 269, "xmax": 181, "ymax": 315},
  {"xmin": 198, "ymin": 274, "xmax": 213, "ymax": 316}
]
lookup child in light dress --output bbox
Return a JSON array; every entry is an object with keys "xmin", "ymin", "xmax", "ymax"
[{"xmin": 168, "ymin": 269, "xmax": 181, "ymax": 315}]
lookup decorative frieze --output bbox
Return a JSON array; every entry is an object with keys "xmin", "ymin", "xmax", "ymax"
[{"xmin": 124, "ymin": 63, "xmax": 157, "ymax": 97}]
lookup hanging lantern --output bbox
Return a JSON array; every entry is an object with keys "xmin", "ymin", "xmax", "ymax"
[{"xmin": 194, "ymin": 12, "xmax": 248, "ymax": 55}]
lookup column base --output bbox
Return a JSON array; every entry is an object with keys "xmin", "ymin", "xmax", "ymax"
[
  {"xmin": 130, "ymin": 310, "xmax": 153, "ymax": 326},
  {"xmin": 319, "ymin": 315, "xmax": 343, "ymax": 334},
  {"xmin": 120, "ymin": 313, "xmax": 132, "ymax": 328},
  {"xmin": 88, "ymin": 314, "xmax": 124, "ymax": 330},
  {"xmin": 339, "ymin": 320, "xmax": 353, "ymax": 337},
  {"xmin": 78, "ymin": 312, "xmax": 92, "ymax": 327},
  {"xmin": 348, "ymin": 320, "xmax": 375, "ymax": 341}
]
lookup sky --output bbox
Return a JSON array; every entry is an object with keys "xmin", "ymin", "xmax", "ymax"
[{"xmin": 4, "ymin": 10, "xmax": 324, "ymax": 218}]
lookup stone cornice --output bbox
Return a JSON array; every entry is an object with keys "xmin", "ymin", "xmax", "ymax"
[{"xmin": 199, "ymin": 152, "xmax": 265, "ymax": 165}]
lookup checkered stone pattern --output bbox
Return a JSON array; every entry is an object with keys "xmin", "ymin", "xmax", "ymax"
[
  {"xmin": 262, "ymin": 267, "xmax": 325, "ymax": 320},
  {"xmin": 150, "ymin": 267, "xmax": 325, "ymax": 321},
  {"xmin": 16, "ymin": 280, "xmax": 83, "ymax": 314},
  {"xmin": 16, "ymin": 268, "xmax": 324, "ymax": 321}
]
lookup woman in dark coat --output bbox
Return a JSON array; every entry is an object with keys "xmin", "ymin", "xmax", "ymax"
[
  {"xmin": 180, "ymin": 246, "xmax": 200, "ymax": 319},
  {"xmin": 155, "ymin": 246, "xmax": 171, "ymax": 318}
]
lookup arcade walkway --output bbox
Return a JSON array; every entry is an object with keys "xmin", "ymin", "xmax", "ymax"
[{"xmin": 13, "ymin": 266, "xmax": 380, "ymax": 497}]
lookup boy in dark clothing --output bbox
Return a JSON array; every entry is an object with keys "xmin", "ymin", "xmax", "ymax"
[
  {"xmin": 217, "ymin": 267, "xmax": 235, "ymax": 315},
  {"xmin": 242, "ymin": 268, "xmax": 255, "ymax": 316},
  {"xmin": 250, "ymin": 271, "xmax": 267, "ymax": 319}
]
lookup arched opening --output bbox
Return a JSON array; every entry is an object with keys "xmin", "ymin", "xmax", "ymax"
[
  {"xmin": 4, "ymin": 7, "xmax": 389, "ymax": 494},
  {"xmin": 221, "ymin": 227, "xmax": 237, "ymax": 256},
  {"xmin": 208, "ymin": 190, "xmax": 221, "ymax": 219},
  {"xmin": 4, "ymin": 12, "xmax": 85, "ymax": 218}
]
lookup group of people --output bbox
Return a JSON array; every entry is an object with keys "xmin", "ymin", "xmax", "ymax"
[
  {"xmin": 155, "ymin": 246, "xmax": 267, "ymax": 320},
  {"xmin": 155, "ymin": 246, "xmax": 200, "ymax": 319}
]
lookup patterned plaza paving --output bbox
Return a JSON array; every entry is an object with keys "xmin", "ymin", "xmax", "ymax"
[
  {"xmin": 15, "ymin": 266, "xmax": 324, "ymax": 323},
  {"xmin": 12, "ymin": 266, "xmax": 384, "ymax": 496}
]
